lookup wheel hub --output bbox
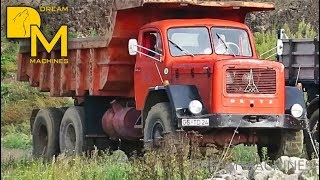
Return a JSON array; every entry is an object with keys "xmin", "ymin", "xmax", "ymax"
[{"xmin": 65, "ymin": 123, "xmax": 76, "ymax": 153}]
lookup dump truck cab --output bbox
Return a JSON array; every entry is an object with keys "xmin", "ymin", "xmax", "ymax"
[
  {"xmin": 132, "ymin": 19, "xmax": 291, "ymax": 119},
  {"xmin": 130, "ymin": 18, "xmax": 307, "ymax": 160}
]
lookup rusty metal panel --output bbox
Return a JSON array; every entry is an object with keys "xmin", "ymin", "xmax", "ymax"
[
  {"xmin": 39, "ymin": 52, "xmax": 50, "ymax": 91},
  {"xmin": 17, "ymin": 53, "xmax": 29, "ymax": 81}
]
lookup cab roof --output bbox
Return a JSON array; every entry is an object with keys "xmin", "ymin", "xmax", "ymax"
[{"xmin": 141, "ymin": 19, "xmax": 250, "ymax": 31}]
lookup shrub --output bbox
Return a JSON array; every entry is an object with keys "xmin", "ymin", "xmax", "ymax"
[
  {"xmin": 1, "ymin": 82, "xmax": 73, "ymax": 126},
  {"xmin": 1, "ymin": 132, "xmax": 31, "ymax": 149},
  {"xmin": 254, "ymin": 19, "xmax": 318, "ymax": 60}
]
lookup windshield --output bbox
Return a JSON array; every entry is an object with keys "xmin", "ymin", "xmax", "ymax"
[
  {"xmin": 168, "ymin": 27, "xmax": 212, "ymax": 56},
  {"xmin": 211, "ymin": 28, "xmax": 252, "ymax": 56}
]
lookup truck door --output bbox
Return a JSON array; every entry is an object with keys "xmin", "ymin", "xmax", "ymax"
[{"xmin": 134, "ymin": 30, "xmax": 166, "ymax": 110}]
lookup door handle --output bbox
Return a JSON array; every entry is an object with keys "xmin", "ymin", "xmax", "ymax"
[
  {"xmin": 135, "ymin": 67, "xmax": 141, "ymax": 72},
  {"xmin": 203, "ymin": 66, "xmax": 211, "ymax": 77}
]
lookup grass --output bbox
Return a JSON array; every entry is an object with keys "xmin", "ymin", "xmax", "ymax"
[
  {"xmin": 1, "ymin": 81, "xmax": 73, "ymax": 126},
  {"xmin": 0, "ymin": 129, "xmax": 259, "ymax": 180},
  {"xmin": 1, "ymin": 144, "xmax": 317, "ymax": 180},
  {"xmin": 0, "ymin": 150, "xmax": 211, "ymax": 180},
  {"xmin": 231, "ymin": 145, "xmax": 260, "ymax": 164},
  {"xmin": 1, "ymin": 133, "xmax": 31, "ymax": 150},
  {"xmin": 1, "ymin": 123, "xmax": 31, "ymax": 149},
  {"xmin": 1, "ymin": 152, "xmax": 131, "ymax": 180}
]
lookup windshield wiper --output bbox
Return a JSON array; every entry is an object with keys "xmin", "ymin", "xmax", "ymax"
[
  {"xmin": 216, "ymin": 33, "xmax": 236, "ymax": 57},
  {"xmin": 168, "ymin": 39, "xmax": 194, "ymax": 57}
]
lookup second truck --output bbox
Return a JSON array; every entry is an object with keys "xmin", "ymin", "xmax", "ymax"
[{"xmin": 17, "ymin": 0, "xmax": 308, "ymax": 160}]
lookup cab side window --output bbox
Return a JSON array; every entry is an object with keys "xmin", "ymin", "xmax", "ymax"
[{"xmin": 142, "ymin": 31, "xmax": 163, "ymax": 57}]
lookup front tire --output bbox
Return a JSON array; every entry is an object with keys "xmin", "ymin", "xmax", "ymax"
[
  {"xmin": 143, "ymin": 102, "xmax": 175, "ymax": 145},
  {"xmin": 143, "ymin": 102, "xmax": 190, "ymax": 159}
]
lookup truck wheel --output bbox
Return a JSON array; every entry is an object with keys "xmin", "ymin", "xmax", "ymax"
[
  {"xmin": 261, "ymin": 130, "xmax": 304, "ymax": 160},
  {"xmin": 59, "ymin": 106, "xmax": 87, "ymax": 155},
  {"xmin": 143, "ymin": 102, "xmax": 175, "ymax": 145},
  {"xmin": 306, "ymin": 109, "xmax": 319, "ymax": 159},
  {"xmin": 32, "ymin": 108, "xmax": 64, "ymax": 159}
]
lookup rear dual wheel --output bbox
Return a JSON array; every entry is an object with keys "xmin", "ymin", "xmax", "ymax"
[
  {"xmin": 59, "ymin": 106, "xmax": 87, "ymax": 155},
  {"xmin": 33, "ymin": 106, "xmax": 138, "ymax": 158},
  {"xmin": 32, "ymin": 107, "xmax": 86, "ymax": 158},
  {"xmin": 32, "ymin": 108, "xmax": 66, "ymax": 159}
]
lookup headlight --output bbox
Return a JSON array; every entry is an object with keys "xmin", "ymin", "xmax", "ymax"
[
  {"xmin": 188, "ymin": 100, "xmax": 203, "ymax": 115},
  {"xmin": 291, "ymin": 104, "xmax": 303, "ymax": 118}
]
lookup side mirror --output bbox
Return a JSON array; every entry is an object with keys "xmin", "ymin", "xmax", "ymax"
[
  {"xmin": 277, "ymin": 39, "xmax": 283, "ymax": 56},
  {"xmin": 128, "ymin": 39, "xmax": 138, "ymax": 55}
]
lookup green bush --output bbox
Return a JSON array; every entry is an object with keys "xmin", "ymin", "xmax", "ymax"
[
  {"xmin": 1, "ymin": 132, "xmax": 31, "ymax": 150},
  {"xmin": 254, "ymin": 19, "xmax": 318, "ymax": 60},
  {"xmin": 1, "ymin": 37, "xmax": 19, "ymax": 77},
  {"xmin": 231, "ymin": 145, "xmax": 260, "ymax": 164},
  {"xmin": 1, "ymin": 82, "xmax": 73, "ymax": 126}
]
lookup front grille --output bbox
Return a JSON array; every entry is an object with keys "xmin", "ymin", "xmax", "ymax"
[{"xmin": 226, "ymin": 68, "xmax": 276, "ymax": 94}]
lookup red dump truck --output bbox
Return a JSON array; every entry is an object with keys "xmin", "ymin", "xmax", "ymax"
[{"xmin": 18, "ymin": 0, "xmax": 308, "ymax": 160}]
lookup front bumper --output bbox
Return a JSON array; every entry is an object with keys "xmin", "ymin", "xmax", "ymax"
[{"xmin": 177, "ymin": 114, "xmax": 306, "ymax": 130}]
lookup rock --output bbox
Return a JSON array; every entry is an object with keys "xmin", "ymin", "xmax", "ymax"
[
  {"xmin": 242, "ymin": 170, "xmax": 249, "ymax": 179},
  {"xmin": 249, "ymin": 162, "xmax": 273, "ymax": 179},
  {"xmin": 284, "ymin": 174, "xmax": 299, "ymax": 180},
  {"xmin": 275, "ymin": 156, "xmax": 308, "ymax": 174},
  {"xmin": 110, "ymin": 150, "xmax": 128, "ymax": 163},
  {"xmin": 216, "ymin": 169, "xmax": 228, "ymax": 175},
  {"xmin": 253, "ymin": 171, "xmax": 269, "ymax": 180},
  {"xmin": 288, "ymin": 157, "xmax": 308, "ymax": 175},
  {"xmin": 275, "ymin": 156, "xmax": 291, "ymax": 173},
  {"xmin": 217, "ymin": 174, "xmax": 234, "ymax": 180},
  {"xmin": 225, "ymin": 163, "xmax": 243, "ymax": 175},
  {"xmin": 267, "ymin": 170, "xmax": 287, "ymax": 179},
  {"xmin": 234, "ymin": 174, "xmax": 249, "ymax": 180}
]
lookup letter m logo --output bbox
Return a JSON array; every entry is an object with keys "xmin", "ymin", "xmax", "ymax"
[{"xmin": 30, "ymin": 25, "xmax": 68, "ymax": 57}]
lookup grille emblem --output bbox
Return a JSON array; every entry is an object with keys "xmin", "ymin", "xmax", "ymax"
[{"xmin": 244, "ymin": 69, "xmax": 259, "ymax": 93}]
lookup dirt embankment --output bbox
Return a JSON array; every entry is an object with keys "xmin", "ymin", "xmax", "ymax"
[
  {"xmin": 246, "ymin": 0, "xmax": 319, "ymax": 33},
  {"xmin": 1, "ymin": 0, "xmax": 319, "ymax": 37}
]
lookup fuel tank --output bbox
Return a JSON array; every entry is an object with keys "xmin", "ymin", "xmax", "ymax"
[{"xmin": 102, "ymin": 101, "xmax": 142, "ymax": 140}]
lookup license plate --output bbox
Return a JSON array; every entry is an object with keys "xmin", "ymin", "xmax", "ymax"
[{"xmin": 181, "ymin": 118, "xmax": 209, "ymax": 126}]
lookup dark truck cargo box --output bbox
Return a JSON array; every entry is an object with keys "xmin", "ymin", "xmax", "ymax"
[{"xmin": 277, "ymin": 38, "xmax": 319, "ymax": 85}]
